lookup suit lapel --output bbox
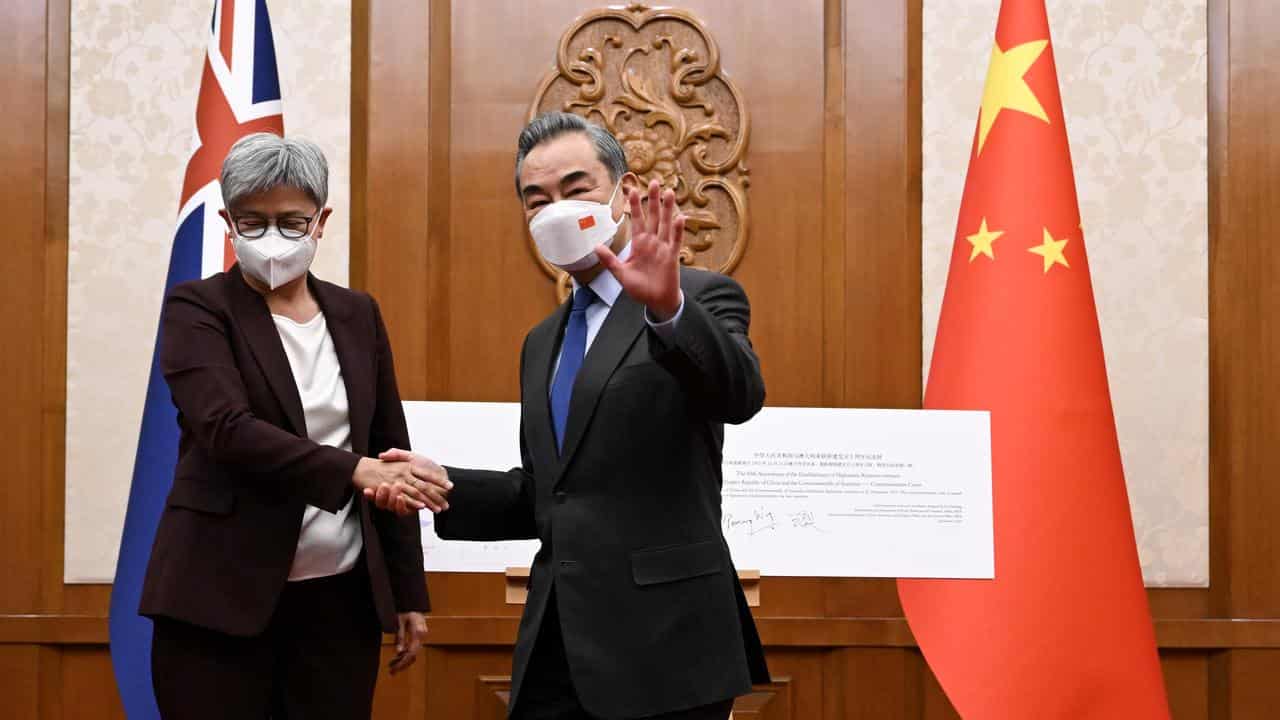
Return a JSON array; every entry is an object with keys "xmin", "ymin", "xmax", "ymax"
[
  {"xmin": 524, "ymin": 300, "xmax": 569, "ymax": 477},
  {"xmin": 225, "ymin": 268, "xmax": 307, "ymax": 437},
  {"xmin": 310, "ymin": 276, "xmax": 373, "ymax": 456},
  {"xmin": 553, "ymin": 291, "xmax": 645, "ymax": 485}
]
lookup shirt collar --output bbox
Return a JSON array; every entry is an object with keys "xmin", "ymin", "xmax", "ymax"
[{"xmin": 571, "ymin": 241, "xmax": 630, "ymax": 308}]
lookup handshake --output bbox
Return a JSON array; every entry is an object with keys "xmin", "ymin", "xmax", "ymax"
[{"xmin": 352, "ymin": 449, "xmax": 451, "ymax": 516}]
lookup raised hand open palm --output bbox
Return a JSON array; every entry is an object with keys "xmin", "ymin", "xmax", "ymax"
[{"xmin": 596, "ymin": 179, "xmax": 685, "ymax": 320}]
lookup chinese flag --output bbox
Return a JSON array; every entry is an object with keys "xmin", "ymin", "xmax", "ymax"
[{"xmin": 897, "ymin": 1, "xmax": 1171, "ymax": 718}]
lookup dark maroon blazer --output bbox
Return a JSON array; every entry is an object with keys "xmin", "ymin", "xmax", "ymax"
[{"xmin": 139, "ymin": 267, "xmax": 429, "ymax": 636}]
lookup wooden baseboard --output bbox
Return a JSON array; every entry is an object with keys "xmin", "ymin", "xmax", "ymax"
[{"xmin": 7, "ymin": 614, "xmax": 1280, "ymax": 649}]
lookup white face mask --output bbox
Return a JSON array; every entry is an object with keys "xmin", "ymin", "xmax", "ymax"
[
  {"xmin": 232, "ymin": 225, "xmax": 318, "ymax": 290},
  {"xmin": 527, "ymin": 182, "xmax": 624, "ymax": 272}
]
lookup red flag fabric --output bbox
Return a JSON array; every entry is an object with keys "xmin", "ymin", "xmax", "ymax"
[{"xmin": 897, "ymin": 1, "xmax": 1171, "ymax": 717}]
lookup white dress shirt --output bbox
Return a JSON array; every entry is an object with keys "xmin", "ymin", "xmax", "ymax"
[
  {"xmin": 553, "ymin": 241, "xmax": 685, "ymax": 376},
  {"xmin": 272, "ymin": 312, "xmax": 364, "ymax": 581}
]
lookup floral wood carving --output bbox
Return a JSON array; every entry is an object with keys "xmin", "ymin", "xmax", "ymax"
[{"xmin": 529, "ymin": 3, "xmax": 750, "ymax": 299}]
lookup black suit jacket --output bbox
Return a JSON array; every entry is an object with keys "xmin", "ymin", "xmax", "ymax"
[
  {"xmin": 139, "ymin": 268, "xmax": 429, "ymax": 636},
  {"xmin": 436, "ymin": 268, "xmax": 770, "ymax": 718}
]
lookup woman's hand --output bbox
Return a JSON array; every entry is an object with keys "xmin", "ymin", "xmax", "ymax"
[
  {"xmin": 352, "ymin": 457, "xmax": 439, "ymax": 515},
  {"xmin": 378, "ymin": 449, "xmax": 452, "ymax": 514},
  {"xmin": 388, "ymin": 611, "xmax": 427, "ymax": 675}
]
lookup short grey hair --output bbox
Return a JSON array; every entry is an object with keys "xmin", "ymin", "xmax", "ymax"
[
  {"xmin": 514, "ymin": 112, "xmax": 628, "ymax": 195},
  {"xmin": 220, "ymin": 133, "xmax": 329, "ymax": 210}
]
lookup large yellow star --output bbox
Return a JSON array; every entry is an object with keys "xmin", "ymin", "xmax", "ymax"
[
  {"xmin": 976, "ymin": 39, "xmax": 1051, "ymax": 155},
  {"xmin": 966, "ymin": 217, "xmax": 1003, "ymax": 262},
  {"xmin": 1028, "ymin": 228, "xmax": 1070, "ymax": 273}
]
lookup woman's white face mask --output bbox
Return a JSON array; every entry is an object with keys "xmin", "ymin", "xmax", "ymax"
[
  {"xmin": 231, "ymin": 221, "xmax": 319, "ymax": 290},
  {"xmin": 527, "ymin": 181, "xmax": 624, "ymax": 272}
]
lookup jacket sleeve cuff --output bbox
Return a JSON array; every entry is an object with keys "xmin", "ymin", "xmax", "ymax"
[
  {"xmin": 393, "ymin": 575, "xmax": 431, "ymax": 613},
  {"xmin": 308, "ymin": 446, "xmax": 361, "ymax": 513},
  {"xmin": 643, "ymin": 291, "xmax": 684, "ymax": 341}
]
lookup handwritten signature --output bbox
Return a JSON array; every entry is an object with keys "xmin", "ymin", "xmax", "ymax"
[
  {"xmin": 723, "ymin": 507, "xmax": 826, "ymax": 535},
  {"xmin": 724, "ymin": 508, "xmax": 776, "ymax": 536},
  {"xmin": 790, "ymin": 510, "xmax": 825, "ymax": 532}
]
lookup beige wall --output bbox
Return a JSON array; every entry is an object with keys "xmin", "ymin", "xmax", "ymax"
[
  {"xmin": 923, "ymin": 0, "xmax": 1208, "ymax": 585},
  {"xmin": 64, "ymin": 0, "xmax": 352, "ymax": 582}
]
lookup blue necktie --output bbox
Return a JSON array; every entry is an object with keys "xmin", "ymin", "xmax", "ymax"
[{"xmin": 551, "ymin": 287, "xmax": 596, "ymax": 452}]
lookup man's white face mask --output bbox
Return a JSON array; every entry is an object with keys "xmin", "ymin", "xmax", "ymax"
[{"xmin": 527, "ymin": 181, "xmax": 623, "ymax": 272}]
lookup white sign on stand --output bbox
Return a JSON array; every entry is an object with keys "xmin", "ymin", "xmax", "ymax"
[
  {"xmin": 404, "ymin": 402, "xmax": 538, "ymax": 572},
  {"xmin": 405, "ymin": 402, "xmax": 993, "ymax": 579}
]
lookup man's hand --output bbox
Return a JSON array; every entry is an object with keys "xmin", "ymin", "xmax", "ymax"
[
  {"xmin": 379, "ymin": 449, "xmax": 452, "ymax": 513},
  {"xmin": 352, "ymin": 457, "xmax": 435, "ymax": 516},
  {"xmin": 388, "ymin": 611, "xmax": 427, "ymax": 675},
  {"xmin": 597, "ymin": 179, "xmax": 684, "ymax": 321}
]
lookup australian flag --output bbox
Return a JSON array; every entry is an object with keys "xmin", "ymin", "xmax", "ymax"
[{"xmin": 109, "ymin": 1, "xmax": 285, "ymax": 716}]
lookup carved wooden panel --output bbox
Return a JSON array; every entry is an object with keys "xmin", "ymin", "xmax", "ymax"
[{"xmin": 529, "ymin": 2, "xmax": 750, "ymax": 298}]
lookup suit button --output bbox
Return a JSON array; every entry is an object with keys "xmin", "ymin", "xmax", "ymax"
[{"xmin": 554, "ymin": 491, "xmax": 567, "ymax": 504}]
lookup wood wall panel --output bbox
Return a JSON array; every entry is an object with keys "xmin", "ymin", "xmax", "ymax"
[
  {"xmin": 0, "ymin": 0, "xmax": 53, "ymax": 615},
  {"xmin": 1162, "ymin": 652, "xmax": 1210, "ymax": 720},
  {"xmin": 702, "ymin": 0, "xmax": 827, "ymax": 409},
  {"xmin": 821, "ymin": 0, "xmax": 849, "ymax": 409},
  {"xmin": 760, "ymin": 651, "xmax": 824, "ymax": 719},
  {"xmin": 1223, "ymin": 651, "xmax": 1280, "ymax": 717},
  {"xmin": 2, "ymin": 0, "xmax": 1279, "ymax": 718},
  {"xmin": 1217, "ymin": 0, "xmax": 1280, "ymax": 618},
  {"xmin": 825, "ymin": 648, "xmax": 916, "ymax": 719},
  {"xmin": 809, "ymin": 0, "xmax": 927, "ymax": 626},
  {"xmin": 42, "ymin": 0, "xmax": 71, "ymax": 615},
  {"xmin": 0, "ymin": 646, "xmax": 42, "ymax": 718},
  {"xmin": 0, "ymin": 644, "xmax": 1245, "ymax": 719},
  {"xmin": 1213, "ymin": 0, "xmax": 1280, "ymax": 714},
  {"xmin": 371, "ymin": 644, "xmax": 427, "ymax": 719},
  {"xmin": 916, "ymin": 653, "xmax": 962, "ymax": 720},
  {"xmin": 843, "ymin": 0, "xmax": 922, "ymax": 410},
  {"xmin": 423, "ymin": 647, "xmax": 522, "ymax": 720},
  {"xmin": 351, "ymin": 0, "xmax": 434, "ymax": 400},
  {"xmin": 446, "ymin": 0, "xmax": 556, "ymax": 401},
  {"xmin": 1206, "ymin": 0, "xmax": 1232, "ymax": 631},
  {"xmin": 60, "ymin": 649, "xmax": 125, "ymax": 720}
]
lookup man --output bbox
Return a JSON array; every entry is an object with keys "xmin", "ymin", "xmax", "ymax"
[{"xmin": 382, "ymin": 112, "xmax": 769, "ymax": 719}]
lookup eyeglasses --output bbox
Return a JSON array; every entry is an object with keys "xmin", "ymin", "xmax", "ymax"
[{"xmin": 231, "ymin": 212, "xmax": 319, "ymax": 240}]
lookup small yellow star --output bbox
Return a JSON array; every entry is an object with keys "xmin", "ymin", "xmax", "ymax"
[
  {"xmin": 966, "ymin": 217, "xmax": 1004, "ymax": 262},
  {"xmin": 977, "ymin": 39, "xmax": 1051, "ymax": 155},
  {"xmin": 1028, "ymin": 228, "xmax": 1070, "ymax": 273}
]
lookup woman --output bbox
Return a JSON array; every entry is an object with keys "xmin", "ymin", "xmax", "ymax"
[{"xmin": 139, "ymin": 133, "xmax": 450, "ymax": 719}]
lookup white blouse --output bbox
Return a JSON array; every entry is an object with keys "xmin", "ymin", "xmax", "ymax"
[{"xmin": 272, "ymin": 312, "xmax": 363, "ymax": 581}]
